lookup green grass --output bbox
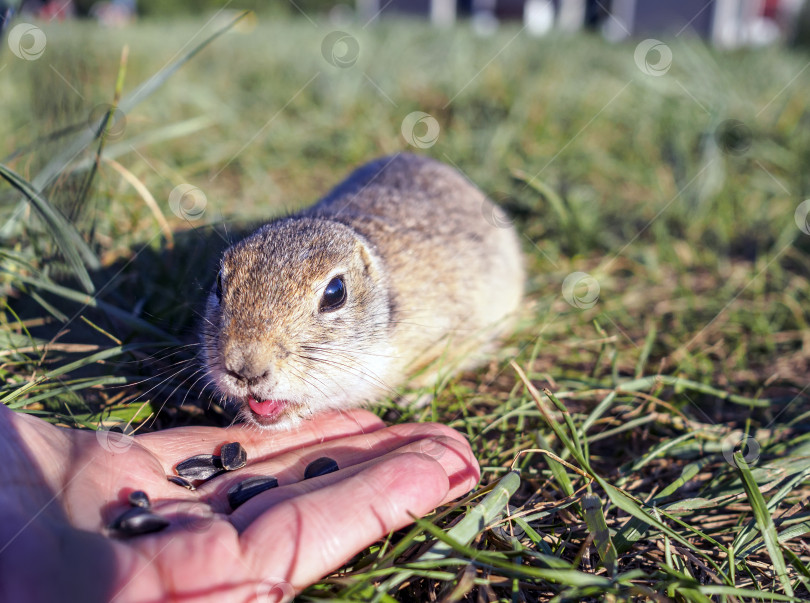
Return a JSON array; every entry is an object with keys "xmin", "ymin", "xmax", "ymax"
[{"xmin": 2, "ymin": 10, "xmax": 810, "ymax": 601}]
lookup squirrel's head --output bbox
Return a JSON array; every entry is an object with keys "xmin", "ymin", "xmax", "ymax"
[{"xmin": 202, "ymin": 218, "xmax": 394, "ymax": 429}]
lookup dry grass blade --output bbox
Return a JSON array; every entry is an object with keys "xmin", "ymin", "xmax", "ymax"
[{"xmin": 102, "ymin": 157, "xmax": 173, "ymax": 248}]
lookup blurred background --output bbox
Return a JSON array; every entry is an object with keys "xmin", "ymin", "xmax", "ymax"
[{"xmin": 4, "ymin": 0, "xmax": 810, "ymax": 46}]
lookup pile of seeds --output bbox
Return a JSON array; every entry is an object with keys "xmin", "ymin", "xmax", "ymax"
[
  {"xmin": 171, "ymin": 441, "xmax": 249, "ymax": 485},
  {"xmin": 109, "ymin": 442, "xmax": 341, "ymax": 538}
]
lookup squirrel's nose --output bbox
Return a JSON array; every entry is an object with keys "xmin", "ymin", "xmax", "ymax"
[{"xmin": 226, "ymin": 363, "xmax": 270, "ymax": 387}]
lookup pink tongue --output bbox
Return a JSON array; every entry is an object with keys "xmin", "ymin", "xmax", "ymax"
[{"xmin": 247, "ymin": 397, "xmax": 286, "ymax": 418}]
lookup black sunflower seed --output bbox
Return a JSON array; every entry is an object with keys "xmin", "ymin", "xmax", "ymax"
[
  {"xmin": 127, "ymin": 490, "xmax": 150, "ymax": 509},
  {"xmin": 220, "ymin": 442, "xmax": 247, "ymax": 471},
  {"xmin": 167, "ymin": 475, "xmax": 196, "ymax": 490},
  {"xmin": 109, "ymin": 507, "xmax": 169, "ymax": 537},
  {"xmin": 227, "ymin": 476, "xmax": 279, "ymax": 510},
  {"xmin": 175, "ymin": 454, "xmax": 224, "ymax": 481},
  {"xmin": 304, "ymin": 457, "xmax": 339, "ymax": 479}
]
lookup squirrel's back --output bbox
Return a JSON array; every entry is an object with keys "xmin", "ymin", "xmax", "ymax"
[{"xmin": 308, "ymin": 153, "xmax": 524, "ymax": 378}]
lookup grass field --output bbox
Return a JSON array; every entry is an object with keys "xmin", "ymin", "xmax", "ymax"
[{"xmin": 2, "ymin": 8, "xmax": 810, "ymax": 601}]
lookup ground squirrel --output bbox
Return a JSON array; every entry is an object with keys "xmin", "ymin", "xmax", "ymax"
[{"xmin": 203, "ymin": 153, "xmax": 524, "ymax": 429}]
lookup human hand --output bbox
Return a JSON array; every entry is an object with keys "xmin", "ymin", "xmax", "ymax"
[{"xmin": 0, "ymin": 403, "xmax": 479, "ymax": 602}]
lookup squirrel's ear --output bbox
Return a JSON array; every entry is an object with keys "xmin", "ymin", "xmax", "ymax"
[{"xmin": 354, "ymin": 236, "xmax": 383, "ymax": 278}]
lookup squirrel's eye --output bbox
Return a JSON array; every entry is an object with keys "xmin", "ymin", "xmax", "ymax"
[
  {"xmin": 320, "ymin": 276, "xmax": 347, "ymax": 312},
  {"xmin": 215, "ymin": 271, "xmax": 223, "ymax": 303}
]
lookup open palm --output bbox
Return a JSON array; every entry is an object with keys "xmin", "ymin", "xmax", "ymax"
[{"xmin": 0, "ymin": 404, "xmax": 479, "ymax": 602}]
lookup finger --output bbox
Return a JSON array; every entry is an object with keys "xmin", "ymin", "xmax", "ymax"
[
  {"xmin": 241, "ymin": 451, "xmax": 456, "ymax": 591},
  {"xmin": 0, "ymin": 408, "xmax": 73, "ymax": 517},
  {"xmin": 0, "ymin": 405, "xmax": 71, "ymax": 492},
  {"xmin": 137, "ymin": 409, "xmax": 386, "ymax": 470},
  {"xmin": 196, "ymin": 422, "xmax": 478, "ymax": 510},
  {"xmin": 226, "ymin": 433, "xmax": 480, "ymax": 528}
]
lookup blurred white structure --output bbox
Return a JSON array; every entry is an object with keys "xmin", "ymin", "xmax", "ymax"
[
  {"xmin": 556, "ymin": 0, "xmax": 585, "ymax": 31},
  {"xmin": 607, "ymin": 0, "xmax": 784, "ymax": 46},
  {"xmin": 712, "ymin": 0, "xmax": 781, "ymax": 46},
  {"xmin": 524, "ymin": 0, "xmax": 555, "ymax": 35},
  {"xmin": 432, "ymin": 0, "xmax": 457, "ymax": 25},
  {"xmin": 357, "ymin": 0, "xmax": 807, "ymax": 47}
]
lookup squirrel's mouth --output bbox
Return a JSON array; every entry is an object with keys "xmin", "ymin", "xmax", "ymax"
[{"xmin": 246, "ymin": 396, "xmax": 289, "ymax": 422}]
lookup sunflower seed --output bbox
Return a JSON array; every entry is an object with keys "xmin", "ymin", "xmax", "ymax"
[
  {"xmin": 127, "ymin": 490, "xmax": 150, "ymax": 509},
  {"xmin": 175, "ymin": 454, "xmax": 224, "ymax": 481},
  {"xmin": 220, "ymin": 442, "xmax": 247, "ymax": 471},
  {"xmin": 167, "ymin": 475, "xmax": 196, "ymax": 490},
  {"xmin": 304, "ymin": 457, "xmax": 339, "ymax": 479},
  {"xmin": 109, "ymin": 507, "xmax": 169, "ymax": 537},
  {"xmin": 227, "ymin": 476, "xmax": 279, "ymax": 510}
]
